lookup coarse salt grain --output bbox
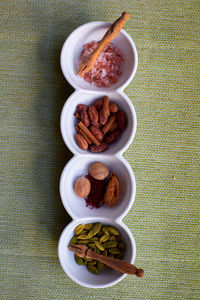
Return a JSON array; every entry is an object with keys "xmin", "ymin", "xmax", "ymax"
[{"xmin": 79, "ymin": 41, "xmax": 124, "ymax": 87}]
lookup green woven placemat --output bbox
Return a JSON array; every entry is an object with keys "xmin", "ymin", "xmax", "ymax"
[{"xmin": 1, "ymin": 0, "xmax": 199, "ymax": 299}]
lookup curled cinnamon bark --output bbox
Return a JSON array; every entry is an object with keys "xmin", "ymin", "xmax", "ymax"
[
  {"xmin": 107, "ymin": 121, "xmax": 118, "ymax": 133},
  {"xmin": 99, "ymin": 110, "xmax": 108, "ymax": 125},
  {"xmin": 100, "ymin": 96, "xmax": 110, "ymax": 125},
  {"xmin": 75, "ymin": 125, "xmax": 92, "ymax": 145},
  {"xmin": 102, "ymin": 114, "xmax": 116, "ymax": 134},
  {"xmin": 102, "ymin": 96, "xmax": 110, "ymax": 117},
  {"xmin": 78, "ymin": 121, "xmax": 100, "ymax": 146}
]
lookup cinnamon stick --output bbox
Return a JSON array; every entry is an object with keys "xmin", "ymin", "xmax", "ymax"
[
  {"xmin": 77, "ymin": 12, "xmax": 130, "ymax": 76},
  {"xmin": 78, "ymin": 121, "xmax": 100, "ymax": 146},
  {"xmin": 107, "ymin": 121, "xmax": 118, "ymax": 133},
  {"xmin": 102, "ymin": 96, "xmax": 110, "ymax": 117},
  {"xmin": 99, "ymin": 110, "xmax": 108, "ymax": 125},
  {"xmin": 102, "ymin": 114, "xmax": 116, "ymax": 134},
  {"xmin": 75, "ymin": 125, "xmax": 92, "ymax": 145}
]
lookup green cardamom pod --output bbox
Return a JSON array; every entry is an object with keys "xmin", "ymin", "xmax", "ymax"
[
  {"xmin": 89, "ymin": 236, "xmax": 99, "ymax": 242},
  {"xmin": 69, "ymin": 236, "xmax": 78, "ymax": 245},
  {"xmin": 78, "ymin": 239, "xmax": 90, "ymax": 244},
  {"xmin": 103, "ymin": 241, "xmax": 118, "ymax": 248},
  {"xmin": 100, "ymin": 233, "xmax": 110, "ymax": 243},
  {"xmin": 108, "ymin": 226, "xmax": 120, "ymax": 236},
  {"xmin": 102, "ymin": 226, "xmax": 109, "ymax": 234},
  {"xmin": 95, "ymin": 241, "xmax": 105, "ymax": 251},
  {"xmin": 109, "ymin": 248, "xmax": 121, "ymax": 255},
  {"xmin": 87, "ymin": 222, "xmax": 101, "ymax": 238},
  {"xmin": 84, "ymin": 223, "xmax": 93, "ymax": 230},
  {"xmin": 77, "ymin": 233, "xmax": 89, "ymax": 240},
  {"xmin": 74, "ymin": 224, "xmax": 85, "ymax": 235},
  {"xmin": 87, "ymin": 264, "xmax": 99, "ymax": 275},
  {"xmin": 75, "ymin": 255, "xmax": 84, "ymax": 265},
  {"xmin": 87, "ymin": 260, "xmax": 97, "ymax": 266},
  {"xmin": 97, "ymin": 261, "xmax": 105, "ymax": 272}
]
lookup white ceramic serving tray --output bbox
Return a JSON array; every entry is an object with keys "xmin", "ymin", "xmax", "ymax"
[{"xmin": 58, "ymin": 21, "xmax": 138, "ymax": 288}]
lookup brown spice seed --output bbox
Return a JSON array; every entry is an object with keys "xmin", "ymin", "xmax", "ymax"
[
  {"xmin": 74, "ymin": 177, "xmax": 91, "ymax": 198},
  {"xmin": 89, "ymin": 162, "xmax": 109, "ymax": 180}
]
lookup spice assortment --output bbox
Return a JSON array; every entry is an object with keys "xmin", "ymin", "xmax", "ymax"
[
  {"xmin": 69, "ymin": 222, "xmax": 125, "ymax": 274},
  {"xmin": 74, "ymin": 96, "xmax": 128, "ymax": 152},
  {"xmin": 59, "ymin": 12, "xmax": 143, "ymax": 286},
  {"xmin": 74, "ymin": 162, "xmax": 120, "ymax": 208}
]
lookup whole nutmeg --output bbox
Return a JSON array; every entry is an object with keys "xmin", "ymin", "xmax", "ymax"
[
  {"xmin": 74, "ymin": 177, "xmax": 91, "ymax": 198},
  {"xmin": 89, "ymin": 162, "xmax": 109, "ymax": 180}
]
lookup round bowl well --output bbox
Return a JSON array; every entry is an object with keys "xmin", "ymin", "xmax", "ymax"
[
  {"xmin": 58, "ymin": 218, "xmax": 136, "ymax": 288},
  {"xmin": 60, "ymin": 21, "xmax": 138, "ymax": 92},
  {"xmin": 59, "ymin": 155, "xmax": 136, "ymax": 220},
  {"xmin": 60, "ymin": 90, "xmax": 137, "ymax": 156}
]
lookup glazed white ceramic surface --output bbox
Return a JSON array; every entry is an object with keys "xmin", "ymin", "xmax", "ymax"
[
  {"xmin": 58, "ymin": 218, "xmax": 136, "ymax": 288},
  {"xmin": 60, "ymin": 90, "xmax": 137, "ymax": 156},
  {"xmin": 60, "ymin": 22, "xmax": 138, "ymax": 92},
  {"xmin": 59, "ymin": 155, "xmax": 136, "ymax": 220},
  {"xmin": 59, "ymin": 21, "xmax": 138, "ymax": 288}
]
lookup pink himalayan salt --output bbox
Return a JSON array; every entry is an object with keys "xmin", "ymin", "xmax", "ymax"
[{"xmin": 79, "ymin": 41, "xmax": 124, "ymax": 88}]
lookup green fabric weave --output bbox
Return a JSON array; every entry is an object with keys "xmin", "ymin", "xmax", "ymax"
[{"xmin": 1, "ymin": 0, "xmax": 199, "ymax": 299}]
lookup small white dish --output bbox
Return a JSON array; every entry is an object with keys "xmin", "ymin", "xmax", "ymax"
[
  {"xmin": 58, "ymin": 218, "xmax": 136, "ymax": 288},
  {"xmin": 59, "ymin": 155, "xmax": 136, "ymax": 220},
  {"xmin": 60, "ymin": 21, "xmax": 138, "ymax": 92},
  {"xmin": 60, "ymin": 90, "xmax": 137, "ymax": 156}
]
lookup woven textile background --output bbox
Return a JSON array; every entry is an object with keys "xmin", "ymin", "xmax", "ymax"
[{"xmin": 1, "ymin": 0, "xmax": 199, "ymax": 299}]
